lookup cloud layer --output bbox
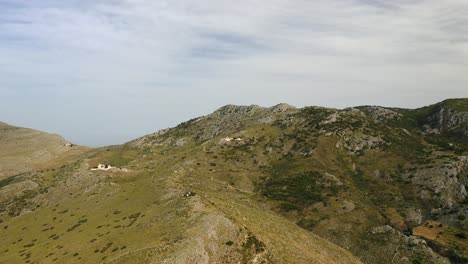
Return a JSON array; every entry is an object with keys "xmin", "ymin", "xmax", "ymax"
[{"xmin": 1, "ymin": 0, "xmax": 467, "ymax": 146}]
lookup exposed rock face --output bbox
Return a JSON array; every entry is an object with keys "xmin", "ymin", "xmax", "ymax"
[
  {"xmin": 403, "ymin": 157, "xmax": 468, "ymax": 208},
  {"xmin": 320, "ymin": 112, "xmax": 340, "ymax": 125},
  {"xmin": 206, "ymin": 105, "xmax": 274, "ymax": 136},
  {"xmin": 0, "ymin": 180, "xmax": 38, "ymax": 203},
  {"xmin": 365, "ymin": 225, "xmax": 448, "ymax": 264},
  {"xmin": 403, "ymin": 235, "xmax": 427, "ymax": 247},
  {"xmin": 269, "ymin": 103, "xmax": 296, "ymax": 113},
  {"xmin": 359, "ymin": 106, "xmax": 402, "ymax": 123},
  {"xmin": 423, "ymin": 106, "xmax": 468, "ymax": 136},
  {"xmin": 131, "ymin": 104, "xmax": 298, "ymax": 148},
  {"xmin": 160, "ymin": 212, "xmax": 248, "ymax": 264},
  {"xmin": 214, "ymin": 104, "xmax": 263, "ymax": 116},
  {"xmin": 335, "ymin": 131, "xmax": 387, "ymax": 154},
  {"xmin": 371, "ymin": 225, "xmax": 394, "ymax": 235},
  {"xmin": 403, "ymin": 208, "xmax": 423, "ymax": 227},
  {"xmin": 129, "ymin": 128, "xmax": 170, "ymax": 148}
]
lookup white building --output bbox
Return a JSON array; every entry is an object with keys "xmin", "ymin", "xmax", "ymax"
[{"xmin": 91, "ymin": 164, "xmax": 113, "ymax": 171}]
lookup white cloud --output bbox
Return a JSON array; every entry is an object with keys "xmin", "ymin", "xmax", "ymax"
[{"xmin": 0, "ymin": 0, "xmax": 467, "ymax": 146}]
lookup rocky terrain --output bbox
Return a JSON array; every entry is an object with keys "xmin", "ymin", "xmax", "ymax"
[{"xmin": 0, "ymin": 99, "xmax": 467, "ymax": 263}]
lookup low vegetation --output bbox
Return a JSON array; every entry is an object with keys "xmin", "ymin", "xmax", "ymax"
[{"xmin": 1, "ymin": 99, "xmax": 467, "ymax": 263}]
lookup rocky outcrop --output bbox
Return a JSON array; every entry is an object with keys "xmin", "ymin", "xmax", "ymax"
[
  {"xmin": 423, "ymin": 106, "xmax": 468, "ymax": 136},
  {"xmin": 403, "ymin": 157, "xmax": 468, "ymax": 208},
  {"xmin": 0, "ymin": 180, "xmax": 38, "ymax": 203},
  {"xmin": 359, "ymin": 106, "xmax": 402, "ymax": 123},
  {"xmin": 214, "ymin": 104, "xmax": 263, "ymax": 116},
  {"xmin": 131, "ymin": 104, "xmax": 298, "ymax": 148},
  {"xmin": 335, "ymin": 131, "xmax": 387, "ymax": 154},
  {"xmin": 269, "ymin": 103, "xmax": 297, "ymax": 113}
]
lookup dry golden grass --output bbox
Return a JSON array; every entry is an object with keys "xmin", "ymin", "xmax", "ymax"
[
  {"xmin": 385, "ymin": 208, "xmax": 406, "ymax": 231},
  {"xmin": 413, "ymin": 221, "xmax": 447, "ymax": 240}
]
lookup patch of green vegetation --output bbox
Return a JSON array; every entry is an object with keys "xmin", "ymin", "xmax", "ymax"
[
  {"xmin": 100, "ymin": 242, "xmax": 113, "ymax": 253},
  {"xmin": 297, "ymin": 217, "xmax": 321, "ymax": 230},
  {"xmin": 444, "ymin": 98, "xmax": 468, "ymax": 112},
  {"xmin": 278, "ymin": 202, "xmax": 300, "ymax": 212},
  {"xmin": 93, "ymin": 146, "xmax": 139, "ymax": 167},
  {"xmin": 0, "ymin": 175, "xmax": 17, "ymax": 188},
  {"xmin": 261, "ymin": 170, "xmax": 339, "ymax": 210},
  {"xmin": 241, "ymin": 233, "xmax": 267, "ymax": 263},
  {"xmin": 425, "ymin": 134, "xmax": 468, "ymax": 155}
]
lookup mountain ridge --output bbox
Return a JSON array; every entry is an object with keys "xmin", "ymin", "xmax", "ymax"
[{"xmin": 0, "ymin": 98, "xmax": 467, "ymax": 263}]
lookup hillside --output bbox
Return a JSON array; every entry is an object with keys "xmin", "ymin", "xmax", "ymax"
[
  {"xmin": 0, "ymin": 122, "xmax": 86, "ymax": 180},
  {"xmin": 0, "ymin": 99, "xmax": 467, "ymax": 263}
]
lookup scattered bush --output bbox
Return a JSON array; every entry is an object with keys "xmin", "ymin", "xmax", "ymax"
[
  {"xmin": 279, "ymin": 203, "xmax": 300, "ymax": 212},
  {"xmin": 100, "ymin": 242, "xmax": 113, "ymax": 253}
]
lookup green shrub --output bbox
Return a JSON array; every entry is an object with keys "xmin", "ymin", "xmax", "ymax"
[
  {"xmin": 261, "ymin": 170, "xmax": 336, "ymax": 208},
  {"xmin": 279, "ymin": 203, "xmax": 300, "ymax": 212}
]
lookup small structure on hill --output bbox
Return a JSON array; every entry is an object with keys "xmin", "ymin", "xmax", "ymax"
[
  {"xmin": 220, "ymin": 137, "xmax": 242, "ymax": 142},
  {"xmin": 91, "ymin": 164, "xmax": 129, "ymax": 172},
  {"xmin": 91, "ymin": 164, "xmax": 113, "ymax": 171}
]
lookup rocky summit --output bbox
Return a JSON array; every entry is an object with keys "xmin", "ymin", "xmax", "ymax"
[{"xmin": 1, "ymin": 98, "xmax": 467, "ymax": 263}]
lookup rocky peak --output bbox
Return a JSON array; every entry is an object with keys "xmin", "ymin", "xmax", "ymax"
[
  {"xmin": 358, "ymin": 106, "xmax": 402, "ymax": 123},
  {"xmin": 214, "ymin": 104, "xmax": 263, "ymax": 116},
  {"xmin": 423, "ymin": 105, "xmax": 468, "ymax": 136},
  {"xmin": 269, "ymin": 103, "xmax": 297, "ymax": 113}
]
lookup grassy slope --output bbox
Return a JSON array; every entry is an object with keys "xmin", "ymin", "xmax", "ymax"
[
  {"xmin": 0, "ymin": 122, "xmax": 87, "ymax": 180},
  {"xmin": 0, "ymin": 141, "xmax": 361, "ymax": 263}
]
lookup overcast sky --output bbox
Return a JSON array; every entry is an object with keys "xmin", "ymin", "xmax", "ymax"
[{"xmin": 1, "ymin": 0, "xmax": 467, "ymax": 146}]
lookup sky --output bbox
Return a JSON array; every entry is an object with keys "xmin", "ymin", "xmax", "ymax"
[{"xmin": 0, "ymin": 0, "xmax": 467, "ymax": 146}]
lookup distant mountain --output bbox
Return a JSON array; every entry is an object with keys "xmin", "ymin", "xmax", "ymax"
[{"xmin": 0, "ymin": 99, "xmax": 467, "ymax": 263}]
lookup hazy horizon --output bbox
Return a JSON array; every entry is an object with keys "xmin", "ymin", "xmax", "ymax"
[
  {"xmin": 2, "ymin": 97, "xmax": 467, "ymax": 147},
  {"xmin": 1, "ymin": 0, "xmax": 467, "ymax": 146}
]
